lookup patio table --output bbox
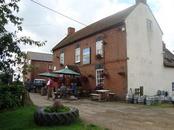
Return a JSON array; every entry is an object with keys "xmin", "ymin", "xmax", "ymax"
[
  {"xmin": 96, "ymin": 89, "xmax": 110, "ymax": 101},
  {"xmin": 96, "ymin": 90, "xmax": 110, "ymax": 93}
]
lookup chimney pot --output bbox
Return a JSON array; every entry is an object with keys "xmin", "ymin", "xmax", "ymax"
[
  {"xmin": 67, "ymin": 27, "xmax": 75, "ymax": 35},
  {"xmin": 136, "ymin": 0, "xmax": 147, "ymax": 4}
]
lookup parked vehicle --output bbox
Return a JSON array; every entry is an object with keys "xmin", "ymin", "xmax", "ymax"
[{"xmin": 32, "ymin": 79, "xmax": 46, "ymax": 93}]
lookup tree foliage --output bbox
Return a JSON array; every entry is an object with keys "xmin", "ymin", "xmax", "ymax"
[{"xmin": 0, "ymin": 0, "xmax": 45, "ymax": 74}]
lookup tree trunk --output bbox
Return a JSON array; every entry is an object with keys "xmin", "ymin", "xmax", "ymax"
[{"xmin": 22, "ymin": 89, "xmax": 33, "ymax": 106}]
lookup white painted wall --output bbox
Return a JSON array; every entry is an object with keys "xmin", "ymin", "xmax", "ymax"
[{"xmin": 126, "ymin": 3, "xmax": 174, "ymax": 96}]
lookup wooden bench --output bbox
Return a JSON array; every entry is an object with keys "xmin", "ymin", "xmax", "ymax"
[{"xmin": 90, "ymin": 93, "xmax": 102, "ymax": 101}]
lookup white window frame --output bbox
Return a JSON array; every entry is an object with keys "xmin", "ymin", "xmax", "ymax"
[
  {"xmin": 53, "ymin": 66, "xmax": 56, "ymax": 70},
  {"xmin": 96, "ymin": 69, "xmax": 104, "ymax": 86},
  {"xmin": 96, "ymin": 40, "xmax": 103, "ymax": 57},
  {"xmin": 75, "ymin": 47, "xmax": 80, "ymax": 63},
  {"xmin": 48, "ymin": 65, "xmax": 52, "ymax": 70},
  {"xmin": 60, "ymin": 52, "xmax": 64, "ymax": 65}
]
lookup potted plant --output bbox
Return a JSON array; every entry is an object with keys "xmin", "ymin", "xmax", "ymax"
[
  {"xmin": 60, "ymin": 63, "xmax": 64, "ymax": 67},
  {"xmin": 96, "ymin": 54, "xmax": 103, "ymax": 60}
]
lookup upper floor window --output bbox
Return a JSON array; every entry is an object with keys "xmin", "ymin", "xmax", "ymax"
[
  {"xmin": 60, "ymin": 52, "xmax": 64, "ymax": 65},
  {"xmin": 75, "ymin": 48, "xmax": 80, "ymax": 63},
  {"xmin": 48, "ymin": 65, "xmax": 52, "ymax": 70},
  {"xmin": 83, "ymin": 48, "xmax": 90, "ymax": 64},
  {"xmin": 96, "ymin": 40, "xmax": 103, "ymax": 57},
  {"xmin": 146, "ymin": 19, "xmax": 152, "ymax": 31},
  {"xmin": 53, "ymin": 66, "xmax": 56, "ymax": 70}
]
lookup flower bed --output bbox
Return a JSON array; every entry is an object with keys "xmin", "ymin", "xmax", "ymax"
[
  {"xmin": 44, "ymin": 106, "xmax": 70, "ymax": 113},
  {"xmin": 34, "ymin": 100, "xmax": 79, "ymax": 126}
]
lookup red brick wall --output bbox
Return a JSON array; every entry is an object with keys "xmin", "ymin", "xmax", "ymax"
[
  {"xmin": 27, "ymin": 60, "xmax": 52, "ymax": 81},
  {"xmin": 53, "ymin": 26, "xmax": 127, "ymax": 99}
]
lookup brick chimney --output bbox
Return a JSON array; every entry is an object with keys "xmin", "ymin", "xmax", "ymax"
[
  {"xmin": 136, "ymin": 0, "xmax": 147, "ymax": 4},
  {"xmin": 67, "ymin": 27, "xmax": 75, "ymax": 36}
]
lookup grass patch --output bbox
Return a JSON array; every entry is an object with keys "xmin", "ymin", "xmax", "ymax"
[
  {"xmin": 140, "ymin": 103, "xmax": 174, "ymax": 109},
  {"xmin": 0, "ymin": 106, "xmax": 104, "ymax": 130},
  {"xmin": 148, "ymin": 103, "xmax": 174, "ymax": 108}
]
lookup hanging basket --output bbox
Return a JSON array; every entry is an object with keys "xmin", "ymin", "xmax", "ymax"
[
  {"xmin": 60, "ymin": 63, "xmax": 64, "ymax": 67},
  {"xmin": 96, "ymin": 54, "xmax": 103, "ymax": 60}
]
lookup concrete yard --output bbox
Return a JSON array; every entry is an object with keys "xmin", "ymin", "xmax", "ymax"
[{"xmin": 30, "ymin": 93, "xmax": 174, "ymax": 130}]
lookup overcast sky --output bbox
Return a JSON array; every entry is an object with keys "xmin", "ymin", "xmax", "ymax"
[{"xmin": 17, "ymin": 0, "xmax": 174, "ymax": 54}]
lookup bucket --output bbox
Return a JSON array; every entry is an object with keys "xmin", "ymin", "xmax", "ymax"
[
  {"xmin": 146, "ymin": 96, "xmax": 153, "ymax": 105},
  {"xmin": 133, "ymin": 96, "xmax": 138, "ymax": 104},
  {"xmin": 138, "ymin": 96, "xmax": 144, "ymax": 104},
  {"xmin": 126, "ymin": 95, "xmax": 133, "ymax": 103}
]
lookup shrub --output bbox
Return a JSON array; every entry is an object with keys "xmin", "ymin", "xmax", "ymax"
[
  {"xmin": 0, "ymin": 83, "xmax": 24, "ymax": 110},
  {"xmin": 44, "ymin": 100, "xmax": 70, "ymax": 113},
  {"xmin": 44, "ymin": 106, "xmax": 70, "ymax": 113},
  {"xmin": 53, "ymin": 99, "xmax": 63, "ymax": 109}
]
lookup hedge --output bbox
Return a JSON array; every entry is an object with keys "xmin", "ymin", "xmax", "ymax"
[{"xmin": 0, "ymin": 83, "xmax": 24, "ymax": 110}]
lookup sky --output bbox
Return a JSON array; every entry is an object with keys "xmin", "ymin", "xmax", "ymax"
[{"xmin": 17, "ymin": 0, "xmax": 174, "ymax": 54}]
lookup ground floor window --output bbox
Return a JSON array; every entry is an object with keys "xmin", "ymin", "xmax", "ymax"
[{"xmin": 96, "ymin": 69, "xmax": 104, "ymax": 86}]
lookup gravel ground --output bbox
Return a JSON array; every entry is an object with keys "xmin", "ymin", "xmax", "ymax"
[{"xmin": 30, "ymin": 93, "xmax": 174, "ymax": 130}]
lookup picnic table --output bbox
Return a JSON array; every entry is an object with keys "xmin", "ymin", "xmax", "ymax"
[
  {"xmin": 90, "ymin": 89, "xmax": 110, "ymax": 101},
  {"xmin": 96, "ymin": 89, "xmax": 110, "ymax": 101},
  {"xmin": 90, "ymin": 89, "xmax": 116, "ymax": 101},
  {"xmin": 96, "ymin": 89, "xmax": 110, "ymax": 93}
]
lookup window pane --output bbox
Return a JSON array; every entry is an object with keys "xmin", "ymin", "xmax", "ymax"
[
  {"xmin": 147, "ymin": 19, "xmax": 152, "ymax": 31},
  {"xmin": 83, "ymin": 48, "xmax": 90, "ymax": 64},
  {"xmin": 96, "ymin": 40, "xmax": 103, "ymax": 56},
  {"xmin": 60, "ymin": 53, "xmax": 64, "ymax": 64},
  {"xmin": 75, "ymin": 48, "xmax": 80, "ymax": 63},
  {"xmin": 96, "ymin": 69, "xmax": 104, "ymax": 86}
]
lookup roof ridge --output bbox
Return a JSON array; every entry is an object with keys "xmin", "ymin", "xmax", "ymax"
[
  {"xmin": 27, "ymin": 51, "xmax": 52, "ymax": 55},
  {"xmin": 52, "ymin": 4, "xmax": 137, "ymax": 51}
]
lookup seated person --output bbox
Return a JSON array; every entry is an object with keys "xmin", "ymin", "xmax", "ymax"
[
  {"xmin": 71, "ymin": 82, "xmax": 77, "ymax": 96},
  {"xmin": 60, "ymin": 83, "xmax": 67, "ymax": 98}
]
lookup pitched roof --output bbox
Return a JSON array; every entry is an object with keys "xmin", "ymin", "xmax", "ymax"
[
  {"xmin": 52, "ymin": 5, "xmax": 136, "ymax": 51},
  {"xmin": 163, "ymin": 45, "xmax": 174, "ymax": 67},
  {"xmin": 27, "ymin": 51, "xmax": 52, "ymax": 62}
]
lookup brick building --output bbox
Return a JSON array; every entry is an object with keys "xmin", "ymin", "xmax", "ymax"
[
  {"xmin": 25, "ymin": 51, "xmax": 53, "ymax": 81},
  {"xmin": 52, "ymin": 0, "xmax": 174, "ymax": 99}
]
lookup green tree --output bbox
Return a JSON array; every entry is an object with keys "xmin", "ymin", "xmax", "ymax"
[{"xmin": 0, "ymin": 0, "xmax": 45, "ymax": 74}]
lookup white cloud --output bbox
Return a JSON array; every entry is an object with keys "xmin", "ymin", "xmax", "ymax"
[
  {"xmin": 17, "ymin": 0, "xmax": 174, "ymax": 53},
  {"xmin": 93, "ymin": 2, "xmax": 131, "ymax": 22},
  {"xmin": 153, "ymin": 0, "xmax": 174, "ymax": 51},
  {"xmin": 17, "ymin": 30, "xmax": 47, "ymax": 53}
]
